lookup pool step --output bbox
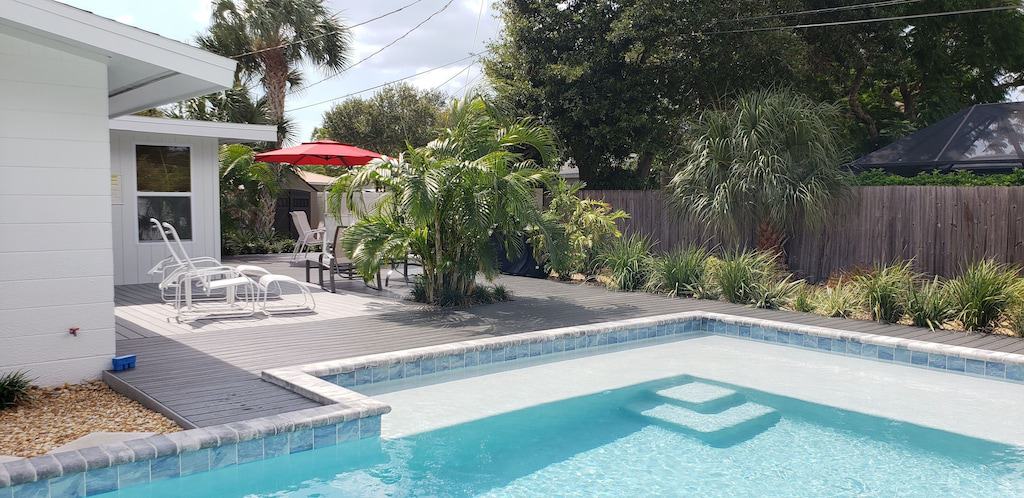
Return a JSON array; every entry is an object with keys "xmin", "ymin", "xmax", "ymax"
[
  {"xmin": 634, "ymin": 402, "xmax": 780, "ymax": 447},
  {"xmin": 654, "ymin": 382, "xmax": 744, "ymax": 413}
]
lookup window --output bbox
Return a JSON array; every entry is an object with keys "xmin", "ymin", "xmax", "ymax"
[{"xmin": 136, "ymin": 145, "xmax": 192, "ymax": 241}]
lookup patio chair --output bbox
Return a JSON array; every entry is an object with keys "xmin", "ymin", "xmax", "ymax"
[
  {"xmin": 290, "ymin": 211, "xmax": 325, "ymax": 261},
  {"xmin": 147, "ymin": 218, "xmax": 235, "ymax": 303},
  {"xmin": 306, "ymin": 226, "xmax": 381, "ymax": 292},
  {"xmin": 236, "ymin": 265, "xmax": 316, "ymax": 315}
]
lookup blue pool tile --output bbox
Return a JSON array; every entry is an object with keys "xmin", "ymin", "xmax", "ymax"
[
  {"xmin": 355, "ymin": 368, "xmax": 372, "ymax": 385},
  {"xmin": 846, "ymin": 340, "xmax": 862, "ymax": 355},
  {"xmin": 597, "ymin": 333, "xmax": 610, "ymax": 346},
  {"xmin": 965, "ymin": 358, "xmax": 986, "ymax": 376},
  {"xmin": 359, "ymin": 416, "xmax": 382, "ymax": 438},
  {"xmin": 179, "ymin": 449, "xmax": 210, "ymax": 476},
  {"xmin": 860, "ymin": 343, "xmax": 878, "ymax": 359},
  {"xmin": 405, "ymin": 359, "xmax": 422, "ymax": 377},
  {"xmin": 436, "ymin": 355, "xmax": 451, "ymax": 372},
  {"xmin": 491, "ymin": 347, "xmax": 505, "ymax": 362},
  {"xmin": 1006, "ymin": 363, "xmax": 1024, "ymax": 382},
  {"xmin": 314, "ymin": 425, "xmax": 337, "ymax": 449},
  {"xmin": 371, "ymin": 366, "xmax": 388, "ymax": 383},
  {"xmin": 761, "ymin": 328, "xmax": 777, "ymax": 342},
  {"xmin": 816, "ymin": 337, "xmax": 832, "ymax": 351},
  {"xmin": 877, "ymin": 346, "xmax": 895, "ymax": 361},
  {"xmin": 831, "ymin": 339, "xmax": 847, "ymax": 354},
  {"xmin": 587, "ymin": 335, "xmax": 600, "ymax": 348},
  {"xmin": 542, "ymin": 341, "xmax": 554, "ymax": 354},
  {"xmin": 617, "ymin": 330, "xmax": 629, "ymax": 343},
  {"xmin": 739, "ymin": 325, "xmax": 752, "ymax": 338},
  {"xmin": 86, "ymin": 467, "xmax": 118, "ymax": 496},
  {"xmin": 50, "ymin": 472, "xmax": 85, "ymax": 497},
  {"xmin": 117, "ymin": 461, "xmax": 150, "ymax": 487},
  {"xmin": 725, "ymin": 323, "xmax": 739, "ymax": 336},
  {"xmin": 338, "ymin": 420, "xmax": 359, "ymax": 442},
  {"xmin": 985, "ymin": 362, "xmax": 1006, "ymax": 378},
  {"xmin": 289, "ymin": 429, "xmax": 313, "ymax": 454},
  {"xmin": 607, "ymin": 332, "xmax": 619, "ymax": 344},
  {"xmin": 150, "ymin": 455, "xmax": 180, "ymax": 481},
  {"xmin": 388, "ymin": 363, "xmax": 405, "ymax": 381},
  {"xmin": 518, "ymin": 343, "xmax": 531, "ymax": 357},
  {"xmin": 337, "ymin": 370, "xmax": 355, "ymax": 387},
  {"xmin": 927, "ymin": 354, "xmax": 947, "ymax": 370},
  {"xmin": 946, "ymin": 356, "xmax": 965, "ymax": 372},
  {"xmin": 454, "ymin": 352, "xmax": 469, "ymax": 368},
  {"xmin": 264, "ymin": 434, "xmax": 289, "ymax": 458},
  {"xmin": 1, "ymin": 484, "xmax": 8, "ymax": 498},
  {"xmin": 11, "ymin": 480, "xmax": 48, "ymax": 498},
  {"xmin": 910, "ymin": 351, "xmax": 928, "ymax": 366},
  {"xmin": 626, "ymin": 329, "xmax": 638, "ymax": 342},
  {"xmin": 465, "ymin": 350, "xmax": 479, "ymax": 367},
  {"xmin": 478, "ymin": 349, "xmax": 492, "ymax": 364},
  {"xmin": 893, "ymin": 347, "xmax": 911, "ymax": 364},
  {"xmin": 211, "ymin": 443, "xmax": 238, "ymax": 468},
  {"xmin": 420, "ymin": 358, "xmax": 436, "ymax": 375},
  {"xmin": 563, "ymin": 338, "xmax": 576, "ymax": 351},
  {"xmin": 575, "ymin": 336, "xmax": 587, "ymax": 350},
  {"xmin": 801, "ymin": 333, "xmax": 817, "ymax": 349},
  {"xmin": 654, "ymin": 324, "xmax": 667, "ymax": 336},
  {"xmin": 776, "ymin": 330, "xmax": 790, "ymax": 344},
  {"xmin": 530, "ymin": 342, "xmax": 543, "ymax": 356}
]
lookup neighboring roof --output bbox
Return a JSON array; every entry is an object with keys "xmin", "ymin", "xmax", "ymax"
[
  {"xmin": 851, "ymin": 102, "xmax": 1024, "ymax": 174},
  {"xmin": 0, "ymin": 0, "xmax": 235, "ymax": 117},
  {"xmin": 110, "ymin": 116, "xmax": 277, "ymax": 143},
  {"xmin": 296, "ymin": 170, "xmax": 340, "ymax": 187}
]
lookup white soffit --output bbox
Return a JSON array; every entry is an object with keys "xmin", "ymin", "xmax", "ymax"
[
  {"xmin": 0, "ymin": 0, "xmax": 236, "ymax": 117},
  {"xmin": 110, "ymin": 116, "xmax": 278, "ymax": 143}
]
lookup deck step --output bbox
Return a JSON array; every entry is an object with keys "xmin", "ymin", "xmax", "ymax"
[
  {"xmin": 654, "ymin": 382, "xmax": 744, "ymax": 413},
  {"xmin": 634, "ymin": 402, "xmax": 780, "ymax": 447}
]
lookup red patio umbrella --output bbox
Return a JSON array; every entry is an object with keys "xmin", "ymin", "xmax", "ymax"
[{"xmin": 254, "ymin": 140, "xmax": 384, "ymax": 167}]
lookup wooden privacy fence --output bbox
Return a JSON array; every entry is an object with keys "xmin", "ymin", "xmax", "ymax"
[{"xmin": 580, "ymin": 187, "xmax": 1024, "ymax": 281}]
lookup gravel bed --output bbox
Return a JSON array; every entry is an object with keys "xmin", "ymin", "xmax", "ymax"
[{"xmin": 0, "ymin": 381, "xmax": 180, "ymax": 458}]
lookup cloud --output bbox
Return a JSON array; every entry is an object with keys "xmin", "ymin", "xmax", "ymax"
[{"xmin": 191, "ymin": 0, "xmax": 212, "ymax": 26}]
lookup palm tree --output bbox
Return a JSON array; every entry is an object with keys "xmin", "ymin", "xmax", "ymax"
[
  {"xmin": 329, "ymin": 96, "xmax": 566, "ymax": 305},
  {"xmin": 166, "ymin": 86, "xmax": 295, "ymax": 145},
  {"xmin": 667, "ymin": 88, "xmax": 851, "ymax": 257},
  {"xmin": 197, "ymin": 0, "xmax": 349, "ymax": 144},
  {"xmin": 219, "ymin": 143, "xmax": 287, "ymax": 237}
]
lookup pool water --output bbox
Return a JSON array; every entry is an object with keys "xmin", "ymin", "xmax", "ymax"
[{"xmin": 106, "ymin": 375, "xmax": 1024, "ymax": 497}]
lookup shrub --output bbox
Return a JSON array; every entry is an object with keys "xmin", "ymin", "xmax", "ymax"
[
  {"xmin": 646, "ymin": 246, "xmax": 712, "ymax": 297},
  {"xmin": 713, "ymin": 250, "xmax": 777, "ymax": 304},
  {"xmin": 751, "ymin": 276, "xmax": 805, "ymax": 310},
  {"xmin": 814, "ymin": 281, "xmax": 861, "ymax": 318},
  {"xmin": 532, "ymin": 180, "xmax": 628, "ymax": 278},
  {"xmin": 597, "ymin": 234, "xmax": 655, "ymax": 291},
  {"xmin": 222, "ymin": 228, "xmax": 294, "ymax": 256},
  {"xmin": 946, "ymin": 259, "xmax": 1023, "ymax": 331},
  {"xmin": 1007, "ymin": 305, "xmax": 1024, "ymax": 338},
  {"xmin": 904, "ymin": 277, "xmax": 955, "ymax": 330},
  {"xmin": 854, "ymin": 260, "xmax": 916, "ymax": 323},
  {"xmin": 0, "ymin": 370, "xmax": 33, "ymax": 410},
  {"xmin": 791, "ymin": 283, "xmax": 816, "ymax": 313},
  {"xmin": 411, "ymin": 277, "xmax": 511, "ymax": 306},
  {"xmin": 491, "ymin": 285, "xmax": 512, "ymax": 302}
]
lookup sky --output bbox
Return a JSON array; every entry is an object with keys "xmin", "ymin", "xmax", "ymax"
[{"xmin": 61, "ymin": 0, "xmax": 501, "ymax": 143}]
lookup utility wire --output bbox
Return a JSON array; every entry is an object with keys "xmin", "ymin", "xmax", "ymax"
[
  {"xmin": 718, "ymin": 0, "xmax": 923, "ymax": 24},
  {"xmin": 701, "ymin": 5, "xmax": 1021, "ymax": 35},
  {"xmin": 434, "ymin": 60, "xmax": 480, "ymax": 93},
  {"xmin": 465, "ymin": 0, "xmax": 486, "ymax": 87},
  {"xmin": 297, "ymin": 0, "xmax": 456, "ymax": 93},
  {"xmin": 287, "ymin": 51, "xmax": 487, "ymax": 112},
  {"xmin": 230, "ymin": 0, "xmax": 427, "ymax": 59}
]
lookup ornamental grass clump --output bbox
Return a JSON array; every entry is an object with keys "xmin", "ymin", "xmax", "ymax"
[
  {"xmin": 646, "ymin": 246, "xmax": 712, "ymax": 297},
  {"xmin": 904, "ymin": 277, "xmax": 955, "ymax": 330},
  {"xmin": 790, "ymin": 283, "xmax": 817, "ymax": 313},
  {"xmin": 751, "ymin": 276, "xmax": 805, "ymax": 310},
  {"xmin": 814, "ymin": 281, "xmax": 861, "ymax": 318},
  {"xmin": 0, "ymin": 370, "xmax": 33, "ymax": 410},
  {"xmin": 713, "ymin": 249, "xmax": 777, "ymax": 305},
  {"xmin": 946, "ymin": 259, "xmax": 1023, "ymax": 331},
  {"xmin": 597, "ymin": 234, "xmax": 655, "ymax": 291},
  {"xmin": 854, "ymin": 260, "xmax": 917, "ymax": 323}
]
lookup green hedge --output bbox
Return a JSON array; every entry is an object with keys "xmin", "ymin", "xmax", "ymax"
[{"xmin": 853, "ymin": 169, "xmax": 1024, "ymax": 186}]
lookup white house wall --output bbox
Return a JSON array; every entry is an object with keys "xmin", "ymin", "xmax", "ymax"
[
  {"xmin": 110, "ymin": 131, "xmax": 221, "ymax": 285},
  {"xmin": 0, "ymin": 32, "xmax": 114, "ymax": 385}
]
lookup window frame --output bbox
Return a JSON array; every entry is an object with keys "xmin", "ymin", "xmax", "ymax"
[{"xmin": 133, "ymin": 142, "xmax": 195, "ymax": 243}]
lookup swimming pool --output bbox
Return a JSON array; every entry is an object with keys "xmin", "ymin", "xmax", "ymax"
[{"xmin": 103, "ymin": 375, "xmax": 1024, "ymax": 497}]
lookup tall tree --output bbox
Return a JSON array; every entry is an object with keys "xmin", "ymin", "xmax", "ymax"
[
  {"xmin": 312, "ymin": 83, "xmax": 446, "ymax": 156},
  {"xmin": 197, "ymin": 0, "xmax": 350, "ymax": 145},
  {"xmin": 165, "ymin": 86, "xmax": 294, "ymax": 145},
  {"xmin": 666, "ymin": 89, "xmax": 851, "ymax": 257},
  {"xmin": 484, "ymin": 0, "xmax": 807, "ymax": 185}
]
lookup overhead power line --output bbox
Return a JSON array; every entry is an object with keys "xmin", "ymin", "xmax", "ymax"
[
  {"xmin": 287, "ymin": 51, "xmax": 488, "ymax": 112},
  {"xmin": 701, "ymin": 5, "xmax": 1021, "ymax": 35},
  {"xmin": 433, "ymin": 60, "xmax": 480, "ymax": 92},
  {"xmin": 719, "ymin": 0, "xmax": 923, "ymax": 24},
  {"xmin": 297, "ymin": 0, "xmax": 456, "ymax": 93},
  {"xmin": 230, "ymin": 0, "xmax": 427, "ymax": 59}
]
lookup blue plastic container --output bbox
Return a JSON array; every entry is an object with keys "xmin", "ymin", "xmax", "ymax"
[{"xmin": 111, "ymin": 354, "xmax": 137, "ymax": 371}]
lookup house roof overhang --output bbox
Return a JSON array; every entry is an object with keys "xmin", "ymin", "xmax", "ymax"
[
  {"xmin": 110, "ymin": 115, "xmax": 278, "ymax": 144},
  {"xmin": 0, "ymin": 0, "xmax": 236, "ymax": 117}
]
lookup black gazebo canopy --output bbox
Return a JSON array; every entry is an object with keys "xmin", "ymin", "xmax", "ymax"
[{"xmin": 850, "ymin": 102, "xmax": 1024, "ymax": 175}]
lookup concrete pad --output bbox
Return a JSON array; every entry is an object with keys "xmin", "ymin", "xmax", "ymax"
[{"xmin": 47, "ymin": 432, "xmax": 156, "ymax": 454}]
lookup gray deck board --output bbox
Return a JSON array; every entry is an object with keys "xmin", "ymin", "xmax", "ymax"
[{"xmin": 108, "ymin": 255, "xmax": 1024, "ymax": 428}]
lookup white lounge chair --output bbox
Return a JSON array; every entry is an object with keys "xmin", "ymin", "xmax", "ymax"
[
  {"xmin": 236, "ymin": 265, "xmax": 316, "ymax": 315},
  {"xmin": 290, "ymin": 211, "xmax": 325, "ymax": 261}
]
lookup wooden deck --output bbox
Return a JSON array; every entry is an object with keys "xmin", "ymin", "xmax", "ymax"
[{"xmin": 109, "ymin": 255, "xmax": 1024, "ymax": 428}]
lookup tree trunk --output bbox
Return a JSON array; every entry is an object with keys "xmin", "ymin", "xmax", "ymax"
[
  {"xmin": 260, "ymin": 49, "xmax": 289, "ymax": 146},
  {"xmin": 899, "ymin": 83, "xmax": 917, "ymax": 121},
  {"xmin": 635, "ymin": 151, "xmax": 654, "ymax": 184},
  {"xmin": 755, "ymin": 221, "xmax": 786, "ymax": 260},
  {"xmin": 848, "ymin": 66, "xmax": 879, "ymax": 140}
]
